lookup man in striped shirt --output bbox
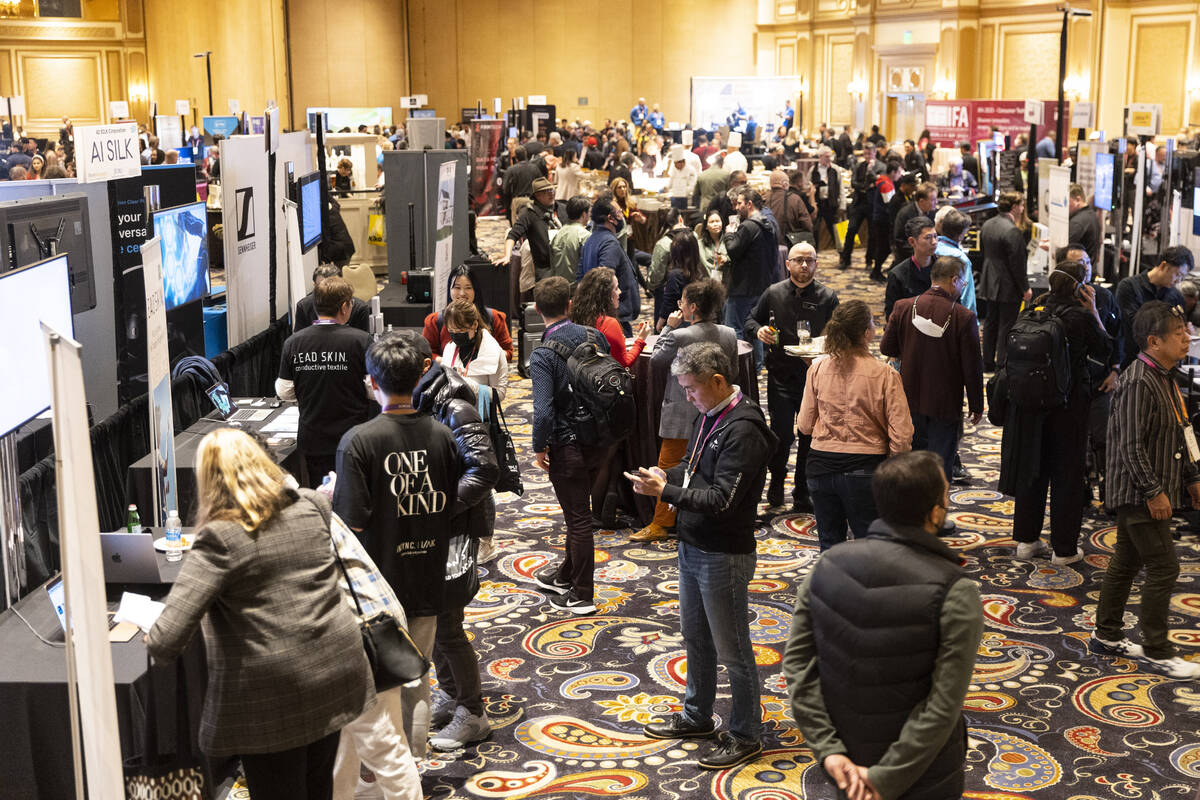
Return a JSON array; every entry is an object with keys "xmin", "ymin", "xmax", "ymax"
[{"xmin": 1091, "ymin": 301, "xmax": 1200, "ymax": 679}]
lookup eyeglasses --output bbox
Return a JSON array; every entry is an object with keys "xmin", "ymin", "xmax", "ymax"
[{"xmin": 788, "ymin": 257, "xmax": 817, "ymax": 265}]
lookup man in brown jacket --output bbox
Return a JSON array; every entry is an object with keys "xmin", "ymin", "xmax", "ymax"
[
  {"xmin": 880, "ymin": 255, "xmax": 984, "ymax": 479},
  {"xmin": 767, "ymin": 169, "xmax": 813, "ymax": 248}
]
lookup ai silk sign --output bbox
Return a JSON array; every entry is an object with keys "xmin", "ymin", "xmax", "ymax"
[{"xmin": 74, "ymin": 123, "xmax": 141, "ymax": 183}]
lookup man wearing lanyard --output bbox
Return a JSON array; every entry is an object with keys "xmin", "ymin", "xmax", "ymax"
[
  {"xmin": 627, "ymin": 342, "xmax": 776, "ymax": 769},
  {"xmin": 1092, "ymin": 301, "xmax": 1200, "ymax": 679}
]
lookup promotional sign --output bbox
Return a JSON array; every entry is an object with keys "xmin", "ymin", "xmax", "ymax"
[
  {"xmin": 1076, "ymin": 141, "xmax": 1103, "ymax": 201},
  {"xmin": 202, "ymin": 115, "xmax": 240, "ymax": 138},
  {"xmin": 73, "ymin": 123, "xmax": 141, "ymax": 183},
  {"xmin": 109, "ymin": 100, "xmax": 129, "ymax": 119},
  {"xmin": 528, "ymin": 104, "xmax": 555, "ymax": 139},
  {"xmin": 140, "ymin": 236, "xmax": 178, "ymax": 524},
  {"xmin": 154, "ymin": 114, "xmax": 183, "ymax": 150},
  {"xmin": 3, "ymin": 95, "xmax": 24, "ymax": 116},
  {"xmin": 1047, "ymin": 164, "xmax": 1072, "ymax": 253},
  {"xmin": 468, "ymin": 119, "xmax": 504, "ymax": 217},
  {"xmin": 1071, "ymin": 102, "xmax": 1094, "ymax": 130},
  {"xmin": 433, "ymin": 159, "xmax": 457, "ymax": 310},
  {"xmin": 228, "ymin": 99, "xmax": 240, "ymax": 114},
  {"xmin": 220, "ymin": 135, "xmax": 271, "ymax": 345},
  {"xmin": 1094, "ymin": 152, "xmax": 1115, "ymax": 211},
  {"xmin": 1023, "ymin": 99, "xmax": 1045, "ymax": 126},
  {"xmin": 42, "ymin": 322, "xmax": 125, "ymax": 800},
  {"xmin": 1127, "ymin": 103, "xmax": 1162, "ymax": 136},
  {"xmin": 175, "ymin": 99, "xmax": 190, "ymax": 116},
  {"xmin": 925, "ymin": 100, "xmax": 1060, "ymax": 147}
]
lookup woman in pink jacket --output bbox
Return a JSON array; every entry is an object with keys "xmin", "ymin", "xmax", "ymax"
[{"xmin": 797, "ymin": 300, "xmax": 913, "ymax": 550}]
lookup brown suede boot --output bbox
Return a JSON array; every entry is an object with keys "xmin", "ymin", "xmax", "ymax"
[{"xmin": 630, "ymin": 523, "xmax": 669, "ymax": 542}]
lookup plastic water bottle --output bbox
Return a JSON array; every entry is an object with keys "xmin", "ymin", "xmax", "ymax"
[
  {"xmin": 126, "ymin": 504, "xmax": 142, "ymax": 534},
  {"xmin": 165, "ymin": 509, "xmax": 182, "ymax": 562}
]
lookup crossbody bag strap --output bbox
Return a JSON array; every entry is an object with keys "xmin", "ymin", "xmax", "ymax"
[{"xmin": 308, "ymin": 494, "xmax": 366, "ymax": 618}]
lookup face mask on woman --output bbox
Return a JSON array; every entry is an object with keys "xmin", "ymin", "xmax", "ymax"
[{"xmin": 450, "ymin": 330, "xmax": 476, "ymax": 352}]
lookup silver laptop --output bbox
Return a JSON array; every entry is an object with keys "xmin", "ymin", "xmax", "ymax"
[{"xmin": 100, "ymin": 532, "xmax": 164, "ymax": 584}]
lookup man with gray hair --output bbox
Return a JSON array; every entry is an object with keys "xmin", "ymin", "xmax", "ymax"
[{"xmin": 627, "ymin": 342, "xmax": 776, "ymax": 769}]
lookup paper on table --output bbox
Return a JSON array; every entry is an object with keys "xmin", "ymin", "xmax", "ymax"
[
  {"xmin": 260, "ymin": 406, "xmax": 299, "ymax": 434},
  {"xmin": 113, "ymin": 591, "xmax": 166, "ymax": 633}
]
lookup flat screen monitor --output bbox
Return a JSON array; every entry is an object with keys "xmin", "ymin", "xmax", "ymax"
[
  {"xmin": 1094, "ymin": 152, "xmax": 1115, "ymax": 211},
  {"xmin": 295, "ymin": 171, "xmax": 322, "ymax": 253},
  {"xmin": 0, "ymin": 254, "xmax": 74, "ymax": 435},
  {"xmin": 153, "ymin": 201, "xmax": 210, "ymax": 310},
  {"xmin": 0, "ymin": 193, "xmax": 95, "ymax": 314}
]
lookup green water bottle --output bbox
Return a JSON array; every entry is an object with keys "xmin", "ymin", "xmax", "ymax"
[{"xmin": 126, "ymin": 504, "xmax": 142, "ymax": 534}]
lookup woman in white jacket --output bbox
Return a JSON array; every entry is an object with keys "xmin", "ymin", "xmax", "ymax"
[{"xmin": 441, "ymin": 298, "xmax": 507, "ymax": 403}]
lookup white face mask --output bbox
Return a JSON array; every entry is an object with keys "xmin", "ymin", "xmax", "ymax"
[{"xmin": 911, "ymin": 298, "xmax": 950, "ymax": 338}]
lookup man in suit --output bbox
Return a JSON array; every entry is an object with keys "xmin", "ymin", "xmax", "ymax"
[
  {"xmin": 1067, "ymin": 183, "xmax": 1102, "ymax": 268},
  {"xmin": 978, "ymin": 191, "xmax": 1032, "ymax": 372},
  {"xmin": 892, "ymin": 182, "xmax": 937, "ymax": 265},
  {"xmin": 694, "ymin": 154, "xmax": 730, "ymax": 213},
  {"xmin": 809, "ymin": 147, "xmax": 841, "ymax": 251}
]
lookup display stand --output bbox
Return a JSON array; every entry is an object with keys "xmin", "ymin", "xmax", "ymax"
[{"xmin": 0, "ymin": 431, "xmax": 24, "ymax": 609}]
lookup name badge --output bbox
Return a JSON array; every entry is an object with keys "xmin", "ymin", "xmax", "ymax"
[
  {"xmin": 1185, "ymin": 426, "xmax": 1200, "ymax": 463},
  {"xmin": 682, "ymin": 470, "xmax": 692, "ymax": 489}
]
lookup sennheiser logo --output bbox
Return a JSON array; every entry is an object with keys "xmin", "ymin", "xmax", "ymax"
[{"xmin": 235, "ymin": 186, "xmax": 256, "ymax": 254}]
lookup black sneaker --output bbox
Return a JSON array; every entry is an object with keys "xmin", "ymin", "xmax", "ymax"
[
  {"xmin": 697, "ymin": 732, "xmax": 762, "ymax": 769},
  {"xmin": 766, "ymin": 480, "xmax": 785, "ymax": 509},
  {"xmin": 547, "ymin": 588, "xmax": 597, "ymax": 615},
  {"xmin": 533, "ymin": 566, "xmax": 570, "ymax": 595},
  {"xmin": 791, "ymin": 496, "xmax": 814, "ymax": 514},
  {"xmin": 643, "ymin": 712, "xmax": 716, "ymax": 740}
]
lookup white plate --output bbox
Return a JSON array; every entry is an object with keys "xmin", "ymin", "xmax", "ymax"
[
  {"xmin": 154, "ymin": 536, "xmax": 194, "ymax": 552},
  {"xmin": 784, "ymin": 344, "xmax": 822, "ymax": 357}
]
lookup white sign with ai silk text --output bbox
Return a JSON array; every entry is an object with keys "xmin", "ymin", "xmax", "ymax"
[{"xmin": 74, "ymin": 122, "xmax": 141, "ymax": 183}]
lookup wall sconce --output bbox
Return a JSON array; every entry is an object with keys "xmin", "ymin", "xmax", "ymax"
[
  {"xmin": 931, "ymin": 75, "xmax": 955, "ymax": 100},
  {"xmin": 847, "ymin": 77, "xmax": 868, "ymax": 101},
  {"xmin": 129, "ymin": 82, "xmax": 148, "ymax": 103},
  {"xmin": 1062, "ymin": 74, "xmax": 1089, "ymax": 102}
]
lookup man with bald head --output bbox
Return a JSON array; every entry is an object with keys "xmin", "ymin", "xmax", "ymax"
[{"xmin": 745, "ymin": 242, "xmax": 840, "ymax": 513}]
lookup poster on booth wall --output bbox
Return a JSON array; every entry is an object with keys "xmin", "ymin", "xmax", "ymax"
[
  {"xmin": 154, "ymin": 115, "xmax": 183, "ymax": 150},
  {"xmin": 1076, "ymin": 141, "xmax": 1102, "ymax": 202},
  {"xmin": 1047, "ymin": 165, "xmax": 1072, "ymax": 254},
  {"xmin": 221, "ymin": 135, "xmax": 271, "ymax": 346},
  {"xmin": 433, "ymin": 159, "xmax": 457, "ymax": 311},
  {"xmin": 41, "ymin": 322, "xmax": 125, "ymax": 800},
  {"xmin": 141, "ymin": 235, "xmax": 178, "ymax": 524},
  {"xmin": 468, "ymin": 119, "xmax": 504, "ymax": 217},
  {"xmin": 74, "ymin": 123, "xmax": 141, "ymax": 183}
]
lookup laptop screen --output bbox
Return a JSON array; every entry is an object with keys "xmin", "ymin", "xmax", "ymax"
[
  {"xmin": 205, "ymin": 381, "xmax": 237, "ymax": 420},
  {"xmin": 45, "ymin": 575, "xmax": 67, "ymax": 632}
]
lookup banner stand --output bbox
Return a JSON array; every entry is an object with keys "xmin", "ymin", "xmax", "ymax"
[{"xmin": 0, "ymin": 432, "xmax": 25, "ymax": 609}]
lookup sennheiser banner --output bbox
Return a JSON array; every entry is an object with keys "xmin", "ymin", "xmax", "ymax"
[{"xmin": 220, "ymin": 135, "xmax": 271, "ymax": 345}]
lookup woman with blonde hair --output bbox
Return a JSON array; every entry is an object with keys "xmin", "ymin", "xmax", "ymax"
[
  {"xmin": 147, "ymin": 428, "xmax": 371, "ymax": 800},
  {"xmin": 797, "ymin": 300, "xmax": 913, "ymax": 550}
]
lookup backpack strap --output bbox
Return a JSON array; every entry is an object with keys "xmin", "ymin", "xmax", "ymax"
[{"xmin": 538, "ymin": 338, "xmax": 574, "ymax": 361}]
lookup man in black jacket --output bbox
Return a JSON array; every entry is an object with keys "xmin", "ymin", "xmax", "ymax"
[
  {"xmin": 722, "ymin": 186, "xmax": 778, "ymax": 368},
  {"xmin": 1067, "ymin": 183, "xmax": 1103, "ymax": 268},
  {"xmin": 629, "ymin": 342, "xmax": 776, "ymax": 771},
  {"xmin": 496, "ymin": 178, "xmax": 559, "ymax": 278},
  {"xmin": 978, "ymin": 191, "xmax": 1032, "ymax": 372},
  {"xmin": 892, "ymin": 181, "xmax": 936, "ymax": 265},
  {"xmin": 294, "ymin": 264, "xmax": 371, "ymax": 334},
  {"xmin": 839, "ymin": 143, "xmax": 882, "ymax": 269},
  {"xmin": 959, "ymin": 142, "xmax": 980, "ymax": 186},
  {"xmin": 810, "ymin": 147, "xmax": 841, "ymax": 251},
  {"xmin": 783, "ymin": 451, "xmax": 983, "ymax": 800},
  {"xmin": 883, "ymin": 216, "xmax": 938, "ymax": 323}
]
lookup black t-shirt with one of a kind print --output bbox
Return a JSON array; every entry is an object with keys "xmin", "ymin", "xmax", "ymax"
[
  {"xmin": 278, "ymin": 322, "xmax": 372, "ymax": 456},
  {"xmin": 333, "ymin": 412, "xmax": 462, "ymax": 617}
]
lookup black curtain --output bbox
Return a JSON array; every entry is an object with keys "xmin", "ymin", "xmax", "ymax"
[{"xmin": 14, "ymin": 318, "xmax": 292, "ymax": 598}]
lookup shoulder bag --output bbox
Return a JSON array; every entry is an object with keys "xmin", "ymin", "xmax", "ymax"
[{"xmin": 478, "ymin": 385, "xmax": 524, "ymax": 496}]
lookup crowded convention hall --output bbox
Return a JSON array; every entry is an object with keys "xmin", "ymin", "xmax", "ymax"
[{"xmin": 2, "ymin": 0, "xmax": 1200, "ymax": 798}]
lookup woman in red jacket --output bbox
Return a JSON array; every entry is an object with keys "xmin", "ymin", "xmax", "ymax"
[
  {"xmin": 422, "ymin": 263, "xmax": 514, "ymax": 360},
  {"xmin": 570, "ymin": 267, "xmax": 649, "ymax": 366}
]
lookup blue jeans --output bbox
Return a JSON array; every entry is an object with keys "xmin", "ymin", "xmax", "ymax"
[
  {"xmin": 724, "ymin": 295, "xmax": 761, "ymax": 369},
  {"xmin": 807, "ymin": 469, "xmax": 877, "ymax": 551},
  {"xmin": 677, "ymin": 542, "xmax": 761, "ymax": 743},
  {"xmin": 911, "ymin": 412, "xmax": 959, "ymax": 479}
]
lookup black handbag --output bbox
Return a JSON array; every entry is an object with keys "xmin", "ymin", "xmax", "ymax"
[
  {"xmin": 124, "ymin": 656, "xmax": 206, "ymax": 800},
  {"xmin": 479, "ymin": 386, "xmax": 524, "ymax": 496},
  {"xmin": 312, "ymin": 495, "xmax": 431, "ymax": 693},
  {"xmin": 328, "ymin": 531, "xmax": 430, "ymax": 693}
]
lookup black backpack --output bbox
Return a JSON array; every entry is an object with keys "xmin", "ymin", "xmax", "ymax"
[
  {"xmin": 538, "ymin": 329, "xmax": 636, "ymax": 446},
  {"xmin": 1004, "ymin": 305, "xmax": 1072, "ymax": 410}
]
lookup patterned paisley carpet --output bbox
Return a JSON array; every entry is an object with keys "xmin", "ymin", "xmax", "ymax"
[{"xmin": 413, "ymin": 221, "xmax": 1200, "ymax": 799}]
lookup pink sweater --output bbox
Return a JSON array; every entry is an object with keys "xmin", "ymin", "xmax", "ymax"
[{"xmin": 797, "ymin": 353, "xmax": 913, "ymax": 455}]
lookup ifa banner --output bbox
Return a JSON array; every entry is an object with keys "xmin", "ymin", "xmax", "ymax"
[
  {"xmin": 925, "ymin": 100, "xmax": 1062, "ymax": 147},
  {"xmin": 469, "ymin": 119, "xmax": 504, "ymax": 216}
]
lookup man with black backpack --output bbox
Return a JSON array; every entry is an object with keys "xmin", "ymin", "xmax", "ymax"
[{"xmin": 529, "ymin": 276, "xmax": 632, "ymax": 615}]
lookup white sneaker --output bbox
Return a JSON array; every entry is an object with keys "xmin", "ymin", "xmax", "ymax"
[
  {"xmin": 1140, "ymin": 655, "xmax": 1200, "ymax": 679},
  {"xmin": 1050, "ymin": 548, "xmax": 1085, "ymax": 566},
  {"xmin": 1089, "ymin": 633, "xmax": 1145, "ymax": 659},
  {"xmin": 429, "ymin": 705, "xmax": 491, "ymax": 751},
  {"xmin": 477, "ymin": 537, "xmax": 496, "ymax": 563},
  {"xmin": 1015, "ymin": 541, "xmax": 1050, "ymax": 559}
]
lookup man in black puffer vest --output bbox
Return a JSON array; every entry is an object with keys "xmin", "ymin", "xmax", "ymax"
[{"xmin": 783, "ymin": 451, "xmax": 983, "ymax": 800}]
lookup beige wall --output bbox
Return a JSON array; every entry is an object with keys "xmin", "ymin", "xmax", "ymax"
[
  {"xmin": 144, "ymin": 0, "xmax": 289, "ymax": 125},
  {"xmin": 287, "ymin": 0, "xmax": 410, "ymax": 128},
  {"xmin": 407, "ymin": 0, "xmax": 757, "ymax": 126}
]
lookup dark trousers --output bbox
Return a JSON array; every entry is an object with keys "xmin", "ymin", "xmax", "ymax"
[
  {"xmin": 808, "ymin": 469, "xmax": 877, "ymax": 550},
  {"xmin": 1087, "ymin": 391, "xmax": 1111, "ymax": 484},
  {"xmin": 548, "ymin": 442, "xmax": 602, "ymax": 601},
  {"xmin": 434, "ymin": 605, "xmax": 485, "ymax": 716},
  {"xmin": 1095, "ymin": 505, "xmax": 1180, "ymax": 659},
  {"xmin": 912, "ymin": 412, "xmax": 960, "ymax": 479},
  {"xmin": 239, "ymin": 730, "xmax": 340, "ymax": 800},
  {"xmin": 981, "ymin": 300, "xmax": 1021, "ymax": 371},
  {"xmin": 304, "ymin": 453, "xmax": 337, "ymax": 488},
  {"xmin": 1012, "ymin": 392, "xmax": 1089, "ymax": 556},
  {"xmin": 670, "ymin": 196, "xmax": 688, "ymax": 211},
  {"xmin": 866, "ymin": 218, "xmax": 890, "ymax": 272},
  {"xmin": 766, "ymin": 376, "xmax": 810, "ymax": 501},
  {"xmin": 840, "ymin": 204, "xmax": 869, "ymax": 263},
  {"xmin": 813, "ymin": 205, "xmax": 840, "ymax": 251}
]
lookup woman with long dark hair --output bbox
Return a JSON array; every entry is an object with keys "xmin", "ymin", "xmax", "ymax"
[
  {"xmin": 1002, "ymin": 259, "xmax": 1109, "ymax": 564},
  {"xmin": 798, "ymin": 300, "xmax": 913, "ymax": 550},
  {"xmin": 695, "ymin": 209, "xmax": 727, "ymax": 280},
  {"xmin": 657, "ymin": 230, "xmax": 704, "ymax": 332},
  {"xmin": 571, "ymin": 267, "xmax": 649, "ymax": 366},
  {"xmin": 422, "ymin": 262, "xmax": 514, "ymax": 360}
]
